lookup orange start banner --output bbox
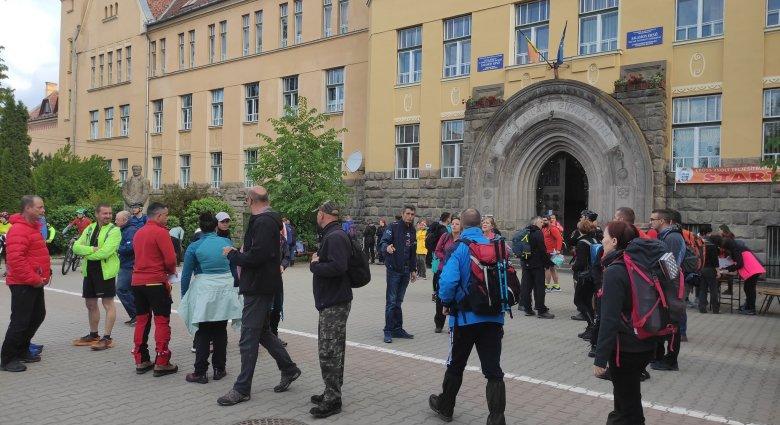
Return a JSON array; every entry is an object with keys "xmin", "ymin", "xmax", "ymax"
[{"xmin": 675, "ymin": 166, "xmax": 778, "ymax": 184}]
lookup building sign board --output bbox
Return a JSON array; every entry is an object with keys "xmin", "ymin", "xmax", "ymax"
[
  {"xmin": 477, "ymin": 54, "xmax": 504, "ymax": 72},
  {"xmin": 675, "ymin": 166, "xmax": 778, "ymax": 184},
  {"xmin": 626, "ymin": 27, "xmax": 663, "ymax": 49}
]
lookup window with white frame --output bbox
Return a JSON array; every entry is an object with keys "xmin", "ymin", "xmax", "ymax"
[
  {"xmin": 178, "ymin": 33, "xmax": 185, "ymax": 69},
  {"xmin": 211, "ymin": 88, "xmax": 224, "ymax": 126},
  {"xmin": 515, "ymin": 0, "xmax": 549, "ymax": 65},
  {"xmin": 245, "ymin": 82, "xmax": 260, "ymax": 122},
  {"xmin": 126, "ymin": 46, "xmax": 132, "ymax": 80},
  {"xmin": 107, "ymin": 51, "xmax": 113, "ymax": 84},
  {"xmin": 338, "ymin": 0, "xmax": 349, "ymax": 34},
  {"xmin": 245, "ymin": 149, "xmax": 258, "ymax": 187},
  {"xmin": 255, "ymin": 10, "xmax": 263, "ymax": 53},
  {"xmin": 152, "ymin": 156, "xmax": 162, "ymax": 189},
  {"xmin": 241, "ymin": 15, "xmax": 250, "ymax": 56},
  {"xmin": 294, "ymin": 0, "xmax": 303, "ymax": 43},
  {"xmin": 323, "ymin": 0, "xmax": 333, "ymax": 37},
  {"xmin": 179, "ymin": 154, "xmax": 191, "ymax": 187},
  {"xmin": 443, "ymin": 15, "xmax": 471, "ymax": 78},
  {"xmin": 208, "ymin": 24, "xmax": 216, "ymax": 63},
  {"xmin": 160, "ymin": 38, "xmax": 166, "ymax": 73},
  {"xmin": 211, "ymin": 152, "xmax": 223, "ymax": 189},
  {"xmin": 219, "ymin": 20, "xmax": 227, "ymax": 60},
  {"xmin": 672, "ymin": 94, "xmax": 722, "ymax": 168},
  {"xmin": 105, "ymin": 160, "xmax": 112, "ymax": 172},
  {"xmin": 89, "ymin": 110, "xmax": 99, "ymax": 139},
  {"xmin": 280, "ymin": 3, "xmax": 289, "ymax": 47},
  {"xmin": 118, "ymin": 158, "xmax": 128, "ymax": 184},
  {"xmin": 395, "ymin": 124, "xmax": 420, "ymax": 179},
  {"xmin": 676, "ymin": 0, "xmax": 723, "ymax": 41},
  {"xmin": 120, "ymin": 104, "xmax": 129, "ymax": 136},
  {"xmin": 189, "ymin": 30, "xmax": 196, "ymax": 67},
  {"xmin": 283, "ymin": 75, "xmax": 299, "ymax": 111},
  {"xmin": 181, "ymin": 94, "xmax": 192, "ymax": 130},
  {"xmin": 150, "ymin": 41, "xmax": 156, "ymax": 76},
  {"xmin": 104, "ymin": 107, "xmax": 114, "ymax": 138},
  {"xmin": 441, "ymin": 120, "xmax": 464, "ymax": 178},
  {"xmin": 99, "ymin": 54, "xmax": 104, "ymax": 86},
  {"xmin": 153, "ymin": 99, "xmax": 163, "ymax": 133},
  {"xmin": 579, "ymin": 0, "xmax": 618, "ymax": 55},
  {"xmin": 770, "ymin": 0, "xmax": 780, "ymax": 27},
  {"xmin": 116, "ymin": 49, "xmax": 122, "ymax": 82},
  {"xmin": 764, "ymin": 88, "xmax": 780, "ymax": 160},
  {"xmin": 398, "ymin": 26, "xmax": 422, "ymax": 84},
  {"xmin": 90, "ymin": 57, "xmax": 96, "ymax": 88},
  {"xmin": 326, "ymin": 68, "xmax": 345, "ymax": 113}
]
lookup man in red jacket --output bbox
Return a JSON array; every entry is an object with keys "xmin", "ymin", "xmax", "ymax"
[
  {"xmin": 131, "ymin": 202, "xmax": 178, "ymax": 376},
  {"xmin": 1, "ymin": 195, "xmax": 51, "ymax": 373}
]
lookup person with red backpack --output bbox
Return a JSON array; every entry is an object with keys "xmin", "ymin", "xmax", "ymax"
[
  {"xmin": 428, "ymin": 208, "xmax": 507, "ymax": 425},
  {"xmin": 594, "ymin": 221, "xmax": 663, "ymax": 425}
]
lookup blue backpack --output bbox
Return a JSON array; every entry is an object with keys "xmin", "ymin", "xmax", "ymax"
[{"xmin": 511, "ymin": 228, "xmax": 532, "ymax": 260}]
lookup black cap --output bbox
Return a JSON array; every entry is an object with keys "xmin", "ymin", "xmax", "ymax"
[
  {"xmin": 581, "ymin": 209, "xmax": 598, "ymax": 221},
  {"xmin": 317, "ymin": 201, "xmax": 341, "ymax": 217}
]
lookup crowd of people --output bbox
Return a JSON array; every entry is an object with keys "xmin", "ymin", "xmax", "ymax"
[{"xmin": 0, "ymin": 191, "xmax": 768, "ymax": 424}]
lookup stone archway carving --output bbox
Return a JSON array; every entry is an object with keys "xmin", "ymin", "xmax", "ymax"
[{"xmin": 464, "ymin": 79, "xmax": 654, "ymax": 232}]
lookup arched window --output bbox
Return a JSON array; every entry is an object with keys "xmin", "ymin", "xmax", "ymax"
[
  {"xmin": 105, "ymin": 6, "xmax": 108, "ymax": 18},
  {"xmin": 115, "ymin": 3, "xmax": 118, "ymax": 15},
  {"xmin": 109, "ymin": 4, "xmax": 113, "ymax": 16}
]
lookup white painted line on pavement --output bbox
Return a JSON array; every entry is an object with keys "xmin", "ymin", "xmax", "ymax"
[{"xmin": 36, "ymin": 285, "xmax": 762, "ymax": 425}]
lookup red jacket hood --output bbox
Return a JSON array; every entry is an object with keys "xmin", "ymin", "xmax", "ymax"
[{"xmin": 9, "ymin": 213, "xmax": 41, "ymax": 229}]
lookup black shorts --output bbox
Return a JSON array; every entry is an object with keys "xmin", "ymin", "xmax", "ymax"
[{"xmin": 82, "ymin": 274, "xmax": 116, "ymax": 298}]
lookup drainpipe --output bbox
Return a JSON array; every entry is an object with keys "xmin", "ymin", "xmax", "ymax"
[
  {"xmin": 70, "ymin": 24, "xmax": 82, "ymax": 154},
  {"xmin": 144, "ymin": 28, "xmax": 151, "ymax": 179}
]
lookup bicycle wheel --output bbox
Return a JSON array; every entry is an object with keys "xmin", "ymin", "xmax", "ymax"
[
  {"xmin": 61, "ymin": 249, "xmax": 71, "ymax": 275},
  {"xmin": 72, "ymin": 255, "xmax": 81, "ymax": 271}
]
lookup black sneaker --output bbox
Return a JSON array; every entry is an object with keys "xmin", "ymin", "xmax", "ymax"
[
  {"xmin": 310, "ymin": 401, "xmax": 342, "ymax": 419},
  {"xmin": 587, "ymin": 346, "xmax": 596, "ymax": 358},
  {"xmin": 650, "ymin": 361, "xmax": 678, "ymax": 371},
  {"xmin": 1, "ymin": 359, "xmax": 27, "ymax": 372},
  {"xmin": 274, "ymin": 367, "xmax": 301, "ymax": 393},
  {"xmin": 428, "ymin": 394, "xmax": 453, "ymax": 422},
  {"xmin": 738, "ymin": 309, "xmax": 757, "ymax": 316},
  {"xmin": 537, "ymin": 312, "xmax": 555, "ymax": 319},
  {"xmin": 434, "ymin": 327, "xmax": 443, "ymax": 334},
  {"xmin": 640, "ymin": 369, "xmax": 651, "ymax": 382},
  {"xmin": 213, "ymin": 368, "xmax": 227, "ymax": 381},
  {"xmin": 570, "ymin": 313, "xmax": 587, "ymax": 321},
  {"xmin": 392, "ymin": 329, "xmax": 414, "ymax": 339},
  {"xmin": 524, "ymin": 310, "xmax": 536, "ymax": 317}
]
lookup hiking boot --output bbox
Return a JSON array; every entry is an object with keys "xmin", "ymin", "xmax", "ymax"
[
  {"xmin": 1, "ymin": 360, "xmax": 27, "ymax": 372},
  {"xmin": 524, "ymin": 310, "xmax": 536, "ymax": 317},
  {"xmin": 135, "ymin": 361, "xmax": 154, "ymax": 374},
  {"xmin": 434, "ymin": 327, "xmax": 443, "ymax": 334},
  {"xmin": 310, "ymin": 401, "xmax": 342, "ymax": 419},
  {"xmin": 185, "ymin": 372, "xmax": 208, "ymax": 384},
  {"xmin": 274, "ymin": 367, "xmax": 301, "ymax": 392},
  {"xmin": 428, "ymin": 395, "xmax": 454, "ymax": 422},
  {"xmin": 383, "ymin": 331, "xmax": 392, "ymax": 343},
  {"xmin": 153, "ymin": 362, "xmax": 179, "ymax": 377},
  {"xmin": 570, "ymin": 313, "xmax": 587, "ymax": 321},
  {"xmin": 537, "ymin": 312, "xmax": 555, "ymax": 319},
  {"xmin": 21, "ymin": 353, "xmax": 41, "ymax": 363},
  {"xmin": 650, "ymin": 361, "xmax": 678, "ymax": 371},
  {"xmin": 213, "ymin": 368, "xmax": 227, "ymax": 381},
  {"xmin": 73, "ymin": 334, "xmax": 100, "ymax": 346},
  {"xmin": 217, "ymin": 389, "xmax": 250, "ymax": 406},
  {"xmin": 640, "ymin": 369, "xmax": 651, "ymax": 382},
  {"xmin": 90, "ymin": 336, "xmax": 114, "ymax": 351},
  {"xmin": 311, "ymin": 394, "xmax": 325, "ymax": 404},
  {"xmin": 392, "ymin": 329, "xmax": 414, "ymax": 339}
]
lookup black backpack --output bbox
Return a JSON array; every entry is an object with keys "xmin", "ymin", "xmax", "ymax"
[
  {"xmin": 511, "ymin": 228, "xmax": 532, "ymax": 261},
  {"xmin": 425, "ymin": 222, "xmax": 444, "ymax": 253},
  {"xmin": 346, "ymin": 232, "xmax": 371, "ymax": 288}
]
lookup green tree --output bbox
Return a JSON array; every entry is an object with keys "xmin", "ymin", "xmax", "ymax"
[
  {"xmin": 0, "ymin": 97, "xmax": 34, "ymax": 212},
  {"xmin": 183, "ymin": 197, "xmax": 236, "ymax": 245},
  {"xmin": 151, "ymin": 183, "xmax": 211, "ymax": 220},
  {"xmin": 250, "ymin": 97, "xmax": 349, "ymax": 244},
  {"xmin": 32, "ymin": 145, "xmax": 119, "ymax": 209}
]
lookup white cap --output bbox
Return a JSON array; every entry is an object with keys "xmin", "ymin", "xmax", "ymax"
[{"xmin": 216, "ymin": 212, "xmax": 230, "ymax": 222}]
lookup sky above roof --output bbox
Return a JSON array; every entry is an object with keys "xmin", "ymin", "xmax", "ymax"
[{"xmin": 0, "ymin": 0, "xmax": 60, "ymax": 111}]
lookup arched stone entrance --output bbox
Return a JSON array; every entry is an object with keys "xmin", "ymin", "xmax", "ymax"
[{"xmin": 464, "ymin": 80, "xmax": 654, "ymax": 232}]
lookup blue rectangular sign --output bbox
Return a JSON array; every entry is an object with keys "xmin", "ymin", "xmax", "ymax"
[
  {"xmin": 626, "ymin": 27, "xmax": 663, "ymax": 49},
  {"xmin": 477, "ymin": 54, "xmax": 504, "ymax": 72}
]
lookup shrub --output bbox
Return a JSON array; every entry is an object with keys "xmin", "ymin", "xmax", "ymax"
[
  {"xmin": 46, "ymin": 204, "xmax": 94, "ymax": 254},
  {"xmin": 167, "ymin": 216, "xmax": 180, "ymax": 229},
  {"xmin": 182, "ymin": 197, "xmax": 236, "ymax": 246},
  {"xmin": 32, "ymin": 146, "xmax": 119, "ymax": 210},
  {"xmin": 151, "ymin": 184, "xmax": 210, "ymax": 221}
]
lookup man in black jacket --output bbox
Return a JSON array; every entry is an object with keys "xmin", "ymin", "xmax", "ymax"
[
  {"xmin": 520, "ymin": 217, "xmax": 555, "ymax": 319},
  {"xmin": 218, "ymin": 186, "xmax": 301, "ymax": 406},
  {"xmin": 363, "ymin": 220, "xmax": 377, "ymax": 264},
  {"xmin": 379, "ymin": 206, "xmax": 418, "ymax": 343},
  {"xmin": 309, "ymin": 202, "xmax": 353, "ymax": 419}
]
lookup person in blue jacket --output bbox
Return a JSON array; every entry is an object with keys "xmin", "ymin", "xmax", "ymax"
[
  {"xmin": 115, "ymin": 211, "xmax": 138, "ymax": 325},
  {"xmin": 429, "ymin": 208, "xmax": 506, "ymax": 425}
]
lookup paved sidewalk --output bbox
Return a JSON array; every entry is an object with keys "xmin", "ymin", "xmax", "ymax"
[{"xmin": 0, "ymin": 264, "xmax": 777, "ymax": 425}]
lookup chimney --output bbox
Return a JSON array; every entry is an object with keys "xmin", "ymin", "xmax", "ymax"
[{"xmin": 45, "ymin": 82, "xmax": 58, "ymax": 97}]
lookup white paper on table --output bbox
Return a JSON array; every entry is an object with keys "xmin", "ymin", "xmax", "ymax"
[
  {"xmin": 718, "ymin": 257, "xmax": 735, "ymax": 269},
  {"xmin": 167, "ymin": 274, "xmax": 180, "ymax": 284}
]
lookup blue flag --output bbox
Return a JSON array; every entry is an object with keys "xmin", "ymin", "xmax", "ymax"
[{"xmin": 555, "ymin": 21, "xmax": 567, "ymax": 66}]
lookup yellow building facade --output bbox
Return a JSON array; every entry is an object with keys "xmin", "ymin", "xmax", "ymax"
[{"xmin": 48, "ymin": 0, "xmax": 367, "ymax": 189}]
